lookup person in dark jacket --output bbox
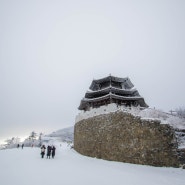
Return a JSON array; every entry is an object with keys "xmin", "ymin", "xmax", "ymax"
[
  {"xmin": 41, "ymin": 145, "xmax": 46, "ymax": 158},
  {"xmin": 46, "ymin": 145, "xmax": 52, "ymax": 159},
  {"xmin": 51, "ymin": 145, "xmax": 56, "ymax": 159}
]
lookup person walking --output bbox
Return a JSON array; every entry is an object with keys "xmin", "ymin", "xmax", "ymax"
[
  {"xmin": 21, "ymin": 143, "xmax": 24, "ymax": 149},
  {"xmin": 41, "ymin": 145, "xmax": 46, "ymax": 158},
  {"xmin": 46, "ymin": 145, "xmax": 52, "ymax": 159},
  {"xmin": 51, "ymin": 145, "xmax": 56, "ymax": 159}
]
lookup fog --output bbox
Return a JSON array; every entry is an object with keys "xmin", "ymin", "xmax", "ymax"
[{"xmin": 0, "ymin": 0, "xmax": 185, "ymax": 143}]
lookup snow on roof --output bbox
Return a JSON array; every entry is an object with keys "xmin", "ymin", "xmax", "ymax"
[
  {"xmin": 89, "ymin": 75, "xmax": 134, "ymax": 90},
  {"xmin": 86, "ymin": 85, "xmax": 137, "ymax": 94},
  {"xmin": 82, "ymin": 93, "xmax": 143, "ymax": 102}
]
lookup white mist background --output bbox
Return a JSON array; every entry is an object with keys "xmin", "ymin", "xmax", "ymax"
[{"xmin": 0, "ymin": 0, "xmax": 185, "ymax": 143}]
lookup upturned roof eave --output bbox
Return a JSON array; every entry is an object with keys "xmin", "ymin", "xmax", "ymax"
[
  {"xmin": 86, "ymin": 86, "xmax": 136, "ymax": 94},
  {"xmin": 82, "ymin": 93, "xmax": 144, "ymax": 102},
  {"xmin": 89, "ymin": 75, "xmax": 134, "ymax": 90},
  {"xmin": 85, "ymin": 87, "xmax": 138, "ymax": 98},
  {"xmin": 78, "ymin": 94, "xmax": 148, "ymax": 110}
]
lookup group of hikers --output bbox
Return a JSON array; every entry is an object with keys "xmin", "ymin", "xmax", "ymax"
[
  {"xmin": 17, "ymin": 143, "xmax": 24, "ymax": 149},
  {"xmin": 41, "ymin": 144, "xmax": 56, "ymax": 159},
  {"xmin": 17, "ymin": 143, "xmax": 56, "ymax": 159}
]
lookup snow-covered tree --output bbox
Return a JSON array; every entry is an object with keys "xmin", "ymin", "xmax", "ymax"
[
  {"xmin": 23, "ymin": 131, "xmax": 42, "ymax": 147},
  {"xmin": 29, "ymin": 131, "xmax": 37, "ymax": 141},
  {"xmin": 38, "ymin": 132, "xmax": 44, "ymax": 146},
  {"xmin": 5, "ymin": 137, "xmax": 20, "ymax": 148},
  {"xmin": 176, "ymin": 107, "xmax": 185, "ymax": 119}
]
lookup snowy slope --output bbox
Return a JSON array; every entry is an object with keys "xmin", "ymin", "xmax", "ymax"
[
  {"xmin": 128, "ymin": 107, "xmax": 185, "ymax": 130},
  {"xmin": 0, "ymin": 142, "xmax": 185, "ymax": 185},
  {"xmin": 47, "ymin": 126, "xmax": 74, "ymax": 142}
]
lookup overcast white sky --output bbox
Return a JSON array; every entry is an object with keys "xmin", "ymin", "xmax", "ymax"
[{"xmin": 0, "ymin": 0, "xmax": 185, "ymax": 143}]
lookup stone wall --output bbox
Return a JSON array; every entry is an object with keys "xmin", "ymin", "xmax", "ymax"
[{"xmin": 74, "ymin": 111, "xmax": 180, "ymax": 167}]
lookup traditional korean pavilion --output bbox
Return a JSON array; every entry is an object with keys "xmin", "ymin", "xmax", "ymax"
[{"xmin": 78, "ymin": 75, "xmax": 148, "ymax": 111}]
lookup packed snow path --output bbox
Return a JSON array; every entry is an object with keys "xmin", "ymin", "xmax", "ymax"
[{"xmin": 0, "ymin": 143, "xmax": 185, "ymax": 185}]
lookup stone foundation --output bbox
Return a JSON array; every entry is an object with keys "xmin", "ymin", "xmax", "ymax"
[{"xmin": 74, "ymin": 111, "xmax": 179, "ymax": 167}]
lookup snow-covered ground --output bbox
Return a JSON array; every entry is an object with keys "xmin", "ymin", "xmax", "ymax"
[{"xmin": 0, "ymin": 141, "xmax": 185, "ymax": 185}]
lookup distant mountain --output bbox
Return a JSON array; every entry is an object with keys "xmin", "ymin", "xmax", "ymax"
[{"xmin": 47, "ymin": 126, "xmax": 74, "ymax": 142}]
